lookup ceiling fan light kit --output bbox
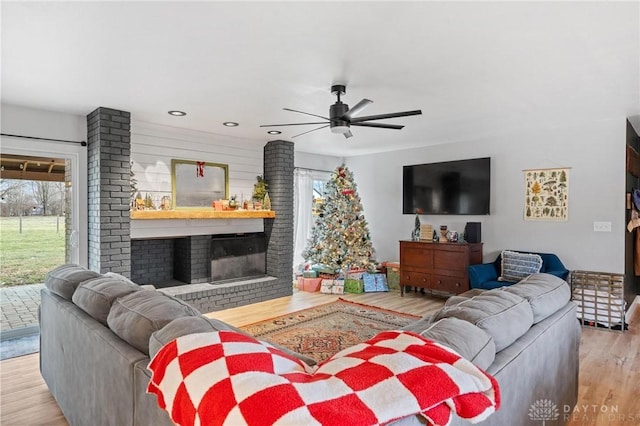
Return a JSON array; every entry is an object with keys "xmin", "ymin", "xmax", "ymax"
[{"xmin": 260, "ymin": 84, "xmax": 422, "ymax": 139}]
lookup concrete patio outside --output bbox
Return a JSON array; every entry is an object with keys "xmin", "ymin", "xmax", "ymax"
[{"xmin": 0, "ymin": 283, "xmax": 43, "ymax": 339}]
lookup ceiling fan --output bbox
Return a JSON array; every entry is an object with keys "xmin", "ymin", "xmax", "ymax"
[{"xmin": 260, "ymin": 85, "xmax": 422, "ymax": 139}]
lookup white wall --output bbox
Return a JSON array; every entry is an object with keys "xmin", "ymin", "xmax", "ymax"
[
  {"xmin": 130, "ymin": 121, "xmax": 267, "ymax": 238},
  {"xmin": 295, "ymin": 151, "xmax": 343, "ymax": 171},
  {"xmin": 346, "ymin": 117, "xmax": 626, "ymax": 273},
  {"xmin": 1, "ymin": 103, "xmax": 86, "ymax": 142}
]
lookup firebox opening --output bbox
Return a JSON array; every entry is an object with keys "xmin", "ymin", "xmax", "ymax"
[{"xmin": 211, "ymin": 233, "xmax": 266, "ymax": 283}]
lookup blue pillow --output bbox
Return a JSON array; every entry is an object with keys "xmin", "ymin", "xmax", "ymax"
[{"xmin": 498, "ymin": 250, "xmax": 543, "ymax": 282}]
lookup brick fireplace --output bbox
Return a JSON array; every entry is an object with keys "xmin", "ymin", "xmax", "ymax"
[
  {"xmin": 132, "ymin": 233, "xmax": 267, "ymax": 285},
  {"xmin": 86, "ymin": 106, "xmax": 294, "ymax": 312}
]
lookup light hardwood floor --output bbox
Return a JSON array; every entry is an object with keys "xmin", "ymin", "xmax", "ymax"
[{"xmin": 1, "ymin": 291, "xmax": 638, "ymax": 425}]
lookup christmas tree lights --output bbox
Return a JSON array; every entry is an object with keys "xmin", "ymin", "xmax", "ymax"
[{"xmin": 302, "ymin": 165, "xmax": 376, "ymax": 272}]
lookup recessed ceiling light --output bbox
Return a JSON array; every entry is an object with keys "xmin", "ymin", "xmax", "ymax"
[
  {"xmin": 223, "ymin": 122, "xmax": 239, "ymax": 127},
  {"xmin": 168, "ymin": 110, "xmax": 186, "ymax": 116},
  {"xmin": 267, "ymin": 130, "xmax": 281, "ymax": 135}
]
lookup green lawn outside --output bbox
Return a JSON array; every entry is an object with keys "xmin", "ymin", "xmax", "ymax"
[{"xmin": 0, "ymin": 216, "xmax": 65, "ymax": 286}]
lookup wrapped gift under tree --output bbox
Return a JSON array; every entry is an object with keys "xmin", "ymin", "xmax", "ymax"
[
  {"xmin": 344, "ymin": 269, "xmax": 365, "ymax": 293},
  {"xmin": 320, "ymin": 279, "xmax": 344, "ymax": 295},
  {"xmin": 385, "ymin": 262, "xmax": 401, "ymax": 292},
  {"xmin": 363, "ymin": 273, "xmax": 389, "ymax": 292},
  {"xmin": 298, "ymin": 278, "xmax": 322, "ymax": 292}
]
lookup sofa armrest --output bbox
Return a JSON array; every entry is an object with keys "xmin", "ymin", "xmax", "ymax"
[{"xmin": 468, "ymin": 263, "xmax": 499, "ymax": 288}]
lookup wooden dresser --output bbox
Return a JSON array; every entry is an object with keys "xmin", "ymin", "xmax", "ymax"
[{"xmin": 399, "ymin": 240, "xmax": 483, "ymax": 296}]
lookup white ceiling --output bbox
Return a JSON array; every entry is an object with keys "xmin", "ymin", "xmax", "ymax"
[{"xmin": 2, "ymin": 1, "xmax": 639, "ymax": 157}]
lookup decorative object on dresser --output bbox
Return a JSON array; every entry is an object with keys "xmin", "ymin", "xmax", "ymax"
[
  {"xmin": 420, "ymin": 223, "xmax": 433, "ymax": 241},
  {"xmin": 464, "ymin": 222, "xmax": 482, "ymax": 243},
  {"xmin": 399, "ymin": 240, "xmax": 483, "ymax": 296},
  {"xmin": 439, "ymin": 225, "xmax": 448, "ymax": 242},
  {"xmin": 411, "ymin": 214, "xmax": 421, "ymax": 241}
]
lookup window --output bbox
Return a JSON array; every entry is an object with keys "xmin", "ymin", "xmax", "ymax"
[{"xmin": 293, "ymin": 169, "xmax": 330, "ymax": 272}]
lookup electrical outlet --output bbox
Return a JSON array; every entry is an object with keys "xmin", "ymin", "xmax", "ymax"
[{"xmin": 593, "ymin": 221, "xmax": 612, "ymax": 232}]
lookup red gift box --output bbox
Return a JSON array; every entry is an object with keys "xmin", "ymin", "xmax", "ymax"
[{"xmin": 298, "ymin": 277, "xmax": 322, "ymax": 292}]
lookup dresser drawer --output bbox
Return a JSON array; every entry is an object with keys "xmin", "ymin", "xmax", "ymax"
[
  {"xmin": 401, "ymin": 245, "xmax": 434, "ymax": 269},
  {"xmin": 401, "ymin": 271, "xmax": 431, "ymax": 288},
  {"xmin": 432, "ymin": 275, "xmax": 468, "ymax": 294},
  {"xmin": 433, "ymin": 250, "xmax": 467, "ymax": 278}
]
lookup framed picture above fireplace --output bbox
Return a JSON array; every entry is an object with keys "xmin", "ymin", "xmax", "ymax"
[{"xmin": 171, "ymin": 159, "xmax": 229, "ymax": 208}]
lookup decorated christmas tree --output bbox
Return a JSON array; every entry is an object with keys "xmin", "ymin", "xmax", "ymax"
[{"xmin": 302, "ymin": 165, "xmax": 376, "ymax": 272}]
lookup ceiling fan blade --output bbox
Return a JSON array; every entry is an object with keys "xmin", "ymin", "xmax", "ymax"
[
  {"xmin": 259, "ymin": 122, "xmax": 328, "ymax": 127},
  {"xmin": 342, "ymin": 99, "xmax": 373, "ymax": 120},
  {"xmin": 283, "ymin": 108, "xmax": 331, "ymax": 121},
  {"xmin": 343, "ymin": 130, "xmax": 353, "ymax": 139},
  {"xmin": 351, "ymin": 122, "xmax": 404, "ymax": 130},
  {"xmin": 292, "ymin": 124, "xmax": 330, "ymax": 138},
  {"xmin": 350, "ymin": 110, "xmax": 422, "ymax": 123}
]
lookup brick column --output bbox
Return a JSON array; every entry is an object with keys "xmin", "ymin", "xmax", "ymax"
[
  {"xmin": 263, "ymin": 140, "xmax": 294, "ymax": 297},
  {"xmin": 87, "ymin": 107, "xmax": 131, "ymax": 276}
]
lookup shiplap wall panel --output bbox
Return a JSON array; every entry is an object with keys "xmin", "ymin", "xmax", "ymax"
[{"xmin": 130, "ymin": 121, "xmax": 267, "ymax": 238}]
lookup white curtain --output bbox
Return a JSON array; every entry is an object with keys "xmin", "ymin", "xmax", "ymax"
[{"xmin": 293, "ymin": 168, "xmax": 329, "ymax": 273}]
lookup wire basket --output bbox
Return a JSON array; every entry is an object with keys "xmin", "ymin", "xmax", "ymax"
[{"xmin": 570, "ymin": 270, "xmax": 626, "ymax": 332}]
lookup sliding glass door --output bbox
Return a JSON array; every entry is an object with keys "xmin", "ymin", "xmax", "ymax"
[{"xmin": 1, "ymin": 136, "xmax": 87, "ymax": 267}]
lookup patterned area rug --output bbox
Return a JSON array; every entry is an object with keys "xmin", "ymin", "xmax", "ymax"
[{"xmin": 240, "ymin": 298, "xmax": 422, "ymax": 363}]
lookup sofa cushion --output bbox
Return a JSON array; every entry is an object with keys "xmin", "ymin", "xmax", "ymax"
[
  {"xmin": 443, "ymin": 289, "xmax": 485, "ymax": 308},
  {"xmin": 498, "ymin": 250, "xmax": 543, "ymax": 282},
  {"xmin": 103, "ymin": 271, "xmax": 137, "ymax": 285},
  {"xmin": 419, "ymin": 317, "xmax": 496, "ymax": 370},
  {"xmin": 72, "ymin": 277, "xmax": 141, "ymax": 325},
  {"xmin": 149, "ymin": 316, "xmax": 318, "ymax": 366},
  {"xmin": 45, "ymin": 264, "xmax": 101, "ymax": 300},
  {"xmin": 400, "ymin": 313, "xmax": 437, "ymax": 334},
  {"xmin": 501, "ymin": 273, "xmax": 570, "ymax": 323},
  {"xmin": 434, "ymin": 290, "xmax": 534, "ymax": 352},
  {"xmin": 107, "ymin": 290, "xmax": 201, "ymax": 354}
]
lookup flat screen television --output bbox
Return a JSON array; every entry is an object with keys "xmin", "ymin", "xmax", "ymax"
[{"xmin": 403, "ymin": 157, "xmax": 490, "ymax": 215}]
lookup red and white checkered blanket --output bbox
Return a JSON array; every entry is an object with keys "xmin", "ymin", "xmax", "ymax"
[{"xmin": 147, "ymin": 330, "xmax": 500, "ymax": 426}]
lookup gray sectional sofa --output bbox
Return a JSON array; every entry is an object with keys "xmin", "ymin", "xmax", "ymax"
[{"xmin": 39, "ymin": 265, "xmax": 579, "ymax": 425}]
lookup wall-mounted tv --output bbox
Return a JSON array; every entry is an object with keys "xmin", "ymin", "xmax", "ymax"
[{"xmin": 403, "ymin": 157, "xmax": 490, "ymax": 215}]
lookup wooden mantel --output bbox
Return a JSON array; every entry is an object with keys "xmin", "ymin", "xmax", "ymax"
[{"xmin": 130, "ymin": 209, "xmax": 275, "ymax": 220}]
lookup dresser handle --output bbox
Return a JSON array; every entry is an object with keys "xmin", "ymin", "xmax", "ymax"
[
  {"xmin": 422, "ymin": 278, "xmax": 427, "ymax": 282},
  {"xmin": 437, "ymin": 280, "xmax": 442, "ymax": 284},
  {"xmin": 456, "ymin": 282, "xmax": 460, "ymax": 287}
]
